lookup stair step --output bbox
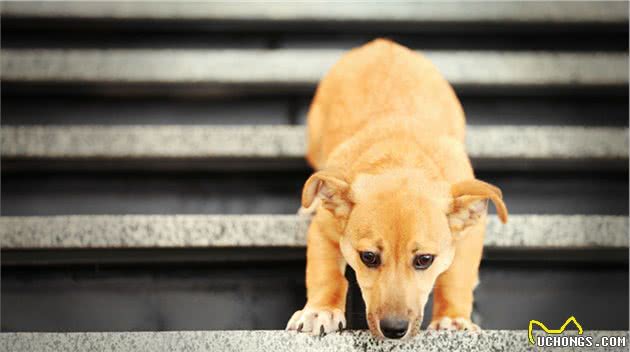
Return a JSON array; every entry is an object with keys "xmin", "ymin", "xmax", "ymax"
[
  {"xmin": 2, "ymin": 50, "xmax": 627, "ymax": 94},
  {"xmin": 3, "ymin": 330, "xmax": 629, "ymax": 352},
  {"xmin": 2, "ymin": 125, "xmax": 627, "ymax": 171},
  {"xmin": 1, "ymin": 215, "xmax": 625, "ymax": 250},
  {"xmin": 2, "ymin": 1, "xmax": 626, "ymax": 24}
]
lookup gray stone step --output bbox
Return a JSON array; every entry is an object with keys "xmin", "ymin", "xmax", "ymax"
[
  {"xmin": 1, "ymin": 215, "xmax": 626, "ymax": 249},
  {"xmin": 2, "ymin": 125, "xmax": 627, "ymax": 171},
  {"xmin": 2, "ymin": 1, "xmax": 626, "ymax": 24},
  {"xmin": 2, "ymin": 330, "xmax": 629, "ymax": 352},
  {"xmin": 2, "ymin": 50, "xmax": 626, "ymax": 91}
]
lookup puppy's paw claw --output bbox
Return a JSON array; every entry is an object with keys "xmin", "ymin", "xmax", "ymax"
[
  {"xmin": 428, "ymin": 317, "xmax": 480, "ymax": 332},
  {"xmin": 286, "ymin": 307, "xmax": 346, "ymax": 336}
]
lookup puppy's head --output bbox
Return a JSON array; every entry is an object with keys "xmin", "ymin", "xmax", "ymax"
[{"xmin": 302, "ymin": 169, "xmax": 507, "ymax": 339}]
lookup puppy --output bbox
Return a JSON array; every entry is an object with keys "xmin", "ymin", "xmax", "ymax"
[{"xmin": 286, "ymin": 39, "xmax": 508, "ymax": 339}]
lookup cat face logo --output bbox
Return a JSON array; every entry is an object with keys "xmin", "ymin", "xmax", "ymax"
[{"xmin": 528, "ymin": 316, "xmax": 584, "ymax": 344}]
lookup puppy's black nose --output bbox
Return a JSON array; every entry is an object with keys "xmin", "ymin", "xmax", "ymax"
[{"xmin": 379, "ymin": 318, "xmax": 409, "ymax": 339}]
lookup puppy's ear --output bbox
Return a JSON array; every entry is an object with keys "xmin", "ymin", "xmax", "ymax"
[
  {"xmin": 448, "ymin": 179, "xmax": 508, "ymax": 235},
  {"xmin": 302, "ymin": 169, "xmax": 353, "ymax": 218}
]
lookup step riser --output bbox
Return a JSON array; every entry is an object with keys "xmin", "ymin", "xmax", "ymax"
[
  {"xmin": 2, "ymin": 96, "xmax": 628, "ymax": 127},
  {"xmin": 2, "ymin": 265, "xmax": 628, "ymax": 332},
  {"xmin": 2, "ymin": 31, "xmax": 629, "ymax": 52},
  {"xmin": 2, "ymin": 172, "xmax": 627, "ymax": 216}
]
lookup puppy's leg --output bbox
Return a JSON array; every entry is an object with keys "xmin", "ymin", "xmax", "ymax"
[
  {"xmin": 286, "ymin": 217, "xmax": 348, "ymax": 336},
  {"xmin": 429, "ymin": 218, "xmax": 485, "ymax": 331}
]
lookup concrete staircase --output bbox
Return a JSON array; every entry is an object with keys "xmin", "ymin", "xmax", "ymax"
[{"xmin": 1, "ymin": 2, "xmax": 628, "ymax": 351}]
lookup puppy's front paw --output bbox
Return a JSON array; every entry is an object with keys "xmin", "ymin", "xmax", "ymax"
[
  {"xmin": 286, "ymin": 307, "xmax": 346, "ymax": 336},
  {"xmin": 428, "ymin": 317, "xmax": 480, "ymax": 332}
]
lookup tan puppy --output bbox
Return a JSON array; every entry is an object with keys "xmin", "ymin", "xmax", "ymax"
[{"xmin": 286, "ymin": 39, "xmax": 508, "ymax": 339}]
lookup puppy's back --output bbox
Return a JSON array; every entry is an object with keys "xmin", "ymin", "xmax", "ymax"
[{"xmin": 307, "ymin": 39, "xmax": 465, "ymax": 169}]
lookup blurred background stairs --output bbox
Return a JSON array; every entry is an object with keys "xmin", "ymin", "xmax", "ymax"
[{"xmin": 1, "ymin": 1, "xmax": 628, "ymax": 350}]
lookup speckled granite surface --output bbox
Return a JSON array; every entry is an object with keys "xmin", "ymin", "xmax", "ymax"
[
  {"xmin": 1, "ymin": 215, "xmax": 625, "ymax": 249},
  {"xmin": 2, "ymin": 49, "xmax": 627, "ymax": 86},
  {"xmin": 484, "ymin": 215, "xmax": 628, "ymax": 248},
  {"xmin": 0, "ymin": 215, "xmax": 309, "ymax": 248},
  {"xmin": 466, "ymin": 126, "xmax": 628, "ymax": 159},
  {"xmin": 2, "ymin": 125, "xmax": 627, "ymax": 159},
  {"xmin": 3, "ymin": 2, "xmax": 626, "ymax": 22},
  {"xmin": 1, "ymin": 125, "xmax": 306, "ymax": 158},
  {"xmin": 2, "ymin": 330, "xmax": 629, "ymax": 352}
]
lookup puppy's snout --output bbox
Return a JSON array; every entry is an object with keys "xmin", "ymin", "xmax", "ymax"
[{"xmin": 379, "ymin": 317, "xmax": 409, "ymax": 339}]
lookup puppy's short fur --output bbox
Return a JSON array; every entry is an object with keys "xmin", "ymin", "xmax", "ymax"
[{"xmin": 286, "ymin": 39, "xmax": 508, "ymax": 339}]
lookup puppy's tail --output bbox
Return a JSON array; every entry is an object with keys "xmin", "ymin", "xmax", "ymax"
[{"xmin": 297, "ymin": 198, "xmax": 320, "ymax": 217}]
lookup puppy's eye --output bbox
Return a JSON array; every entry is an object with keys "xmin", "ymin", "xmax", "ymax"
[
  {"xmin": 359, "ymin": 251, "xmax": 380, "ymax": 268},
  {"xmin": 413, "ymin": 254, "xmax": 434, "ymax": 270}
]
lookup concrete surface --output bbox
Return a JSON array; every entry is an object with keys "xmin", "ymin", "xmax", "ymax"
[
  {"xmin": 1, "ymin": 215, "xmax": 625, "ymax": 249},
  {"xmin": 2, "ymin": 330, "xmax": 629, "ymax": 352},
  {"xmin": 2, "ymin": 1, "xmax": 627, "ymax": 23},
  {"xmin": 2, "ymin": 125, "xmax": 627, "ymax": 160},
  {"xmin": 2, "ymin": 50, "xmax": 627, "ymax": 86}
]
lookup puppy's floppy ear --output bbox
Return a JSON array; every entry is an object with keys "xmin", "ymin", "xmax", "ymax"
[
  {"xmin": 448, "ymin": 179, "xmax": 508, "ymax": 235},
  {"xmin": 302, "ymin": 169, "xmax": 353, "ymax": 218}
]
